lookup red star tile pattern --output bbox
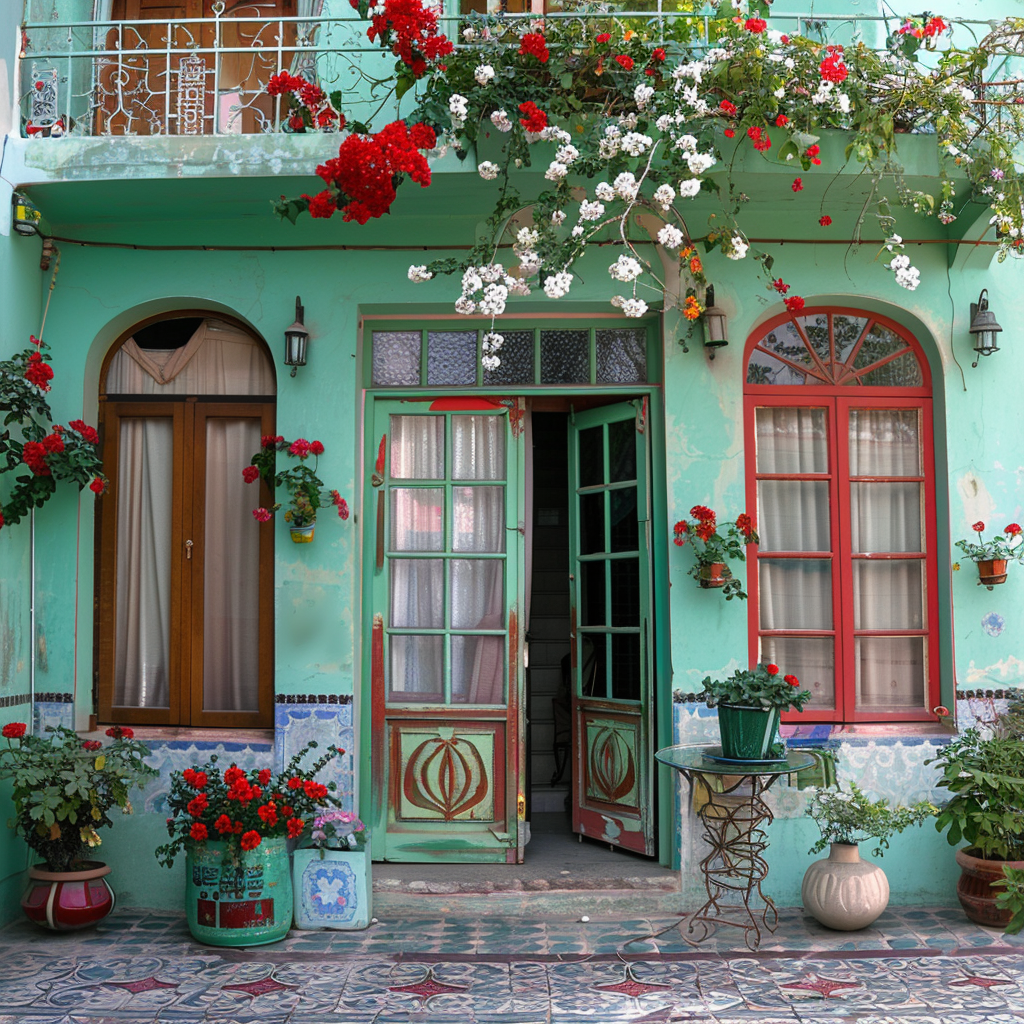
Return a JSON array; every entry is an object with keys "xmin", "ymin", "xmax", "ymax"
[
  {"xmin": 222, "ymin": 975, "xmax": 297, "ymax": 997},
  {"xmin": 781, "ymin": 974, "xmax": 863, "ymax": 997},
  {"xmin": 596, "ymin": 965, "xmax": 672, "ymax": 997},
  {"xmin": 107, "ymin": 978, "xmax": 178, "ymax": 994},
  {"xmin": 389, "ymin": 969, "xmax": 469, "ymax": 1002},
  {"xmin": 949, "ymin": 976, "xmax": 1014, "ymax": 988}
]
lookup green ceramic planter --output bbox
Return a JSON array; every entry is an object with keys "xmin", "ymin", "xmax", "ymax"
[
  {"xmin": 185, "ymin": 837, "xmax": 292, "ymax": 946},
  {"xmin": 717, "ymin": 703, "xmax": 781, "ymax": 760}
]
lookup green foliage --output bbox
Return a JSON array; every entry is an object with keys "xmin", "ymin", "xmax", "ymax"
[
  {"xmin": 927, "ymin": 729, "xmax": 1024, "ymax": 862},
  {"xmin": 954, "ymin": 523, "xmax": 1024, "ymax": 564},
  {"xmin": 993, "ymin": 865, "xmax": 1024, "ymax": 935},
  {"xmin": 246, "ymin": 437, "xmax": 347, "ymax": 528},
  {"xmin": 309, "ymin": 809, "xmax": 369, "ymax": 853},
  {"xmin": 673, "ymin": 507, "xmax": 757, "ymax": 600},
  {"xmin": 700, "ymin": 662, "xmax": 812, "ymax": 713},
  {"xmin": 807, "ymin": 781, "xmax": 936, "ymax": 858},
  {"xmin": 0, "ymin": 725, "xmax": 157, "ymax": 872}
]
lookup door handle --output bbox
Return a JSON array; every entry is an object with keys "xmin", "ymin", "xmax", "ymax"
[{"xmin": 185, "ymin": 539, "xmax": 193, "ymax": 560}]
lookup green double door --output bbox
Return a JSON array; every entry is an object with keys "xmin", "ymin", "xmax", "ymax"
[{"xmin": 366, "ymin": 398, "xmax": 654, "ymax": 862}]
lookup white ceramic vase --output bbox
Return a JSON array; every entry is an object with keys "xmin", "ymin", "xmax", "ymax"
[{"xmin": 801, "ymin": 842, "xmax": 889, "ymax": 931}]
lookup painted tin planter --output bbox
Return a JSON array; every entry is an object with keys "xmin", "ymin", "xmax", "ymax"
[
  {"xmin": 293, "ymin": 845, "xmax": 372, "ymax": 930},
  {"xmin": 717, "ymin": 703, "xmax": 781, "ymax": 761},
  {"xmin": 21, "ymin": 861, "xmax": 115, "ymax": 931},
  {"xmin": 290, "ymin": 524, "xmax": 315, "ymax": 544},
  {"xmin": 185, "ymin": 838, "xmax": 292, "ymax": 946}
]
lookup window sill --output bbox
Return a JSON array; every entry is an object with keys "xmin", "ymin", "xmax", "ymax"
[
  {"xmin": 784, "ymin": 722, "xmax": 954, "ymax": 746},
  {"xmin": 81, "ymin": 726, "xmax": 274, "ymax": 747}
]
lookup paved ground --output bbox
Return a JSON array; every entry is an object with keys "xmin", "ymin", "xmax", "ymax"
[{"xmin": 2, "ymin": 905, "xmax": 1024, "ymax": 1023}]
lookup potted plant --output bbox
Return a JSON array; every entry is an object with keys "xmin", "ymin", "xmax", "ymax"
[
  {"xmin": 244, "ymin": 435, "xmax": 349, "ymax": 543},
  {"xmin": 700, "ymin": 663, "xmax": 812, "ymax": 761},
  {"xmin": 954, "ymin": 520, "xmax": 1024, "ymax": 586},
  {"xmin": 802, "ymin": 782, "xmax": 935, "ymax": 930},
  {"xmin": 156, "ymin": 741, "xmax": 341, "ymax": 946},
  {"xmin": 673, "ymin": 506, "xmax": 758, "ymax": 599},
  {"xmin": 293, "ymin": 810, "xmax": 372, "ymax": 931},
  {"xmin": 0, "ymin": 722, "xmax": 156, "ymax": 930},
  {"xmin": 927, "ymin": 726, "xmax": 1024, "ymax": 927}
]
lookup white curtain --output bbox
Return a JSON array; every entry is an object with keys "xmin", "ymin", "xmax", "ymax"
[{"xmin": 114, "ymin": 418, "xmax": 173, "ymax": 709}]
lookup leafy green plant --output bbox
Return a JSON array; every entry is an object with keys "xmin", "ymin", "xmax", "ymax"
[
  {"xmin": 309, "ymin": 809, "xmax": 369, "ymax": 855},
  {"xmin": 927, "ymin": 729, "xmax": 1024, "ymax": 861},
  {"xmin": 0, "ymin": 723, "xmax": 156, "ymax": 872},
  {"xmin": 954, "ymin": 521, "xmax": 1024, "ymax": 563},
  {"xmin": 673, "ymin": 505, "xmax": 758, "ymax": 600},
  {"xmin": 993, "ymin": 865, "xmax": 1024, "ymax": 935},
  {"xmin": 807, "ymin": 782, "xmax": 935, "ymax": 857},
  {"xmin": 700, "ymin": 662, "xmax": 812, "ymax": 713}
]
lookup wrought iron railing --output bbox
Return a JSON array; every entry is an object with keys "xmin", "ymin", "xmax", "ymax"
[{"xmin": 18, "ymin": 6, "xmax": 1018, "ymax": 139}]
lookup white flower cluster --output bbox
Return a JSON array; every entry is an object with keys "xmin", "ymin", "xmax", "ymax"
[
  {"xmin": 653, "ymin": 184, "xmax": 675, "ymax": 210},
  {"xmin": 408, "ymin": 265, "xmax": 433, "ymax": 283},
  {"xmin": 478, "ymin": 161, "xmax": 500, "ymax": 180},
  {"xmin": 490, "ymin": 109, "xmax": 512, "ymax": 132},
  {"xmin": 634, "ymin": 83, "xmax": 655, "ymax": 109},
  {"xmin": 611, "ymin": 295, "xmax": 649, "ymax": 317},
  {"xmin": 474, "ymin": 64, "xmax": 495, "ymax": 85},
  {"xmin": 656, "ymin": 224, "xmax": 685, "ymax": 249},
  {"xmin": 543, "ymin": 271, "xmax": 574, "ymax": 299},
  {"xmin": 579, "ymin": 200, "xmax": 605, "ymax": 221},
  {"xmin": 887, "ymin": 253, "xmax": 920, "ymax": 290},
  {"xmin": 481, "ymin": 331, "xmax": 504, "ymax": 372},
  {"xmin": 613, "ymin": 172, "xmax": 639, "ymax": 201},
  {"xmin": 724, "ymin": 235, "xmax": 749, "ymax": 260},
  {"xmin": 678, "ymin": 179, "xmax": 701, "ymax": 198},
  {"xmin": 609, "ymin": 254, "xmax": 644, "ymax": 282},
  {"xmin": 621, "ymin": 132, "xmax": 654, "ymax": 157},
  {"xmin": 456, "ymin": 263, "xmax": 526, "ymax": 315},
  {"xmin": 449, "ymin": 94, "xmax": 468, "ymax": 128}
]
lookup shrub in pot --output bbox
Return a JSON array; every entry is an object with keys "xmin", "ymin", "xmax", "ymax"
[
  {"xmin": 927, "ymin": 728, "xmax": 1024, "ymax": 927},
  {"xmin": 802, "ymin": 782, "xmax": 935, "ymax": 930},
  {"xmin": 0, "ymin": 723, "xmax": 157, "ymax": 930}
]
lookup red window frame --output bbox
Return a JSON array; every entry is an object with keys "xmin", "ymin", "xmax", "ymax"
[{"xmin": 743, "ymin": 307, "xmax": 940, "ymax": 724}]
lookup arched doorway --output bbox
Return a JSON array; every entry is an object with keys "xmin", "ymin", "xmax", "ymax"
[{"xmin": 96, "ymin": 314, "xmax": 277, "ymax": 728}]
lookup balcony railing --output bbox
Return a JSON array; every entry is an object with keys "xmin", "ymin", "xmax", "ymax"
[{"xmin": 18, "ymin": 7, "xmax": 1021, "ymax": 139}]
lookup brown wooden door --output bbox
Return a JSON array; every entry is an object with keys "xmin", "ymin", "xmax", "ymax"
[{"xmin": 97, "ymin": 400, "xmax": 275, "ymax": 727}]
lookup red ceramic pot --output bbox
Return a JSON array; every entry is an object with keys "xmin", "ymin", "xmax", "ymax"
[
  {"xmin": 976, "ymin": 559, "xmax": 1008, "ymax": 586},
  {"xmin": 20, "ymin": 861, "xmax": 116, "ymax": 931},
  {"xmin": 698, "ymin": 562, "xmax": 731, "ymax": 588}
]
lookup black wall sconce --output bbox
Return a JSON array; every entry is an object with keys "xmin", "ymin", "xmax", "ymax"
[
  {"xmin": 969, "ymin": 289, "xmax": 1002, "ymax": 367},
  {"xmin": 702, "ymin": 285, "xmax": 729, "ymax": 359},
  {"xmin": 283, "ymin": 296, "xmax": 310, "ymax": 377}
]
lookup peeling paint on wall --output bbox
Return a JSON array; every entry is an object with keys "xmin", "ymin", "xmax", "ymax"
[
  {"xmin": 964, "ymin": 655, "xmax": 1024, "ymax": 688},
  {"xmin": 956, "ymin": 471, "xmax": 997, "ymax": 531}
]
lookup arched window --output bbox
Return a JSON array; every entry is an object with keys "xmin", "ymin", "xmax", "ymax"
[
  {"xmin": 744, "ymin": 308, "xmax": 939, "ymax": 723},
  {"xmin": 97, "ymin": 315, "xmax": 276, "ymax": 728}
]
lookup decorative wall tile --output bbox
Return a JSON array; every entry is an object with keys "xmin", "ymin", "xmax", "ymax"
[
  {"xmin": 274, "ymin": 702, "xmax": 355, "ymax": 812},
  {"xmin": 33, "ymin": 699, "xmax": 73, "ymax": 735}
]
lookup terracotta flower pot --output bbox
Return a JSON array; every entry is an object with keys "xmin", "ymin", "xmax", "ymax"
[
  {"xmin": 955, "ymin": 847, "xmax": 1024, "ymax": 927},
  {"xmin": 802, "ymin": 843, "xmax": 889, "ymax": 931},
  {"xmin": 21, "ymin": 861, "xmax": 116, "ymax": 931},
  {"xmin": 976, "ymin": 559, "xmax": 1008, "ymax": 586},
  {"xmin": 698, "ymin": 562, "xmax": 731, "ymax": 588}
]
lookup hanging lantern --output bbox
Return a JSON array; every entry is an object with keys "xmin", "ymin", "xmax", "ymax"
[
  {"xmin": 969, "ymin": 289, "xmax": 1002, "ymax": 367},
  {"xmin": 702, "ymin": 285, "xmax": 729, "ymax": 358},
  {"xmin": 283, "ymin": 296, "xmax": 310, "ymax": 377}
]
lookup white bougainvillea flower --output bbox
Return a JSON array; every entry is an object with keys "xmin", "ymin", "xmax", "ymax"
[
  {"xmin": 478, "ymin": 161, "xmax": 500, "ymax": 180},
  {"xmin": 657, "ymin": 224, "xmax": 684, "ymax": 249},
  {"xmin": 543, "ymin": 271, "xmax": 574, "ymax": 298},
  {"xmin": 408, "ymin": 265, "xmax": 432, "ymax": 283},
  {"xmin": 609, "ymin": 254, "xmax": 643, "ymax": 282},
  {"xmin": 474, "ymin": 64, "xmax": 495, "ymax": 85}
]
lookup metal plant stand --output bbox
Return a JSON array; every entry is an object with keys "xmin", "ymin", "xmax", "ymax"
[{"xmin": 651, "ymin": 746, "xmax": 815, "ymax": 950}]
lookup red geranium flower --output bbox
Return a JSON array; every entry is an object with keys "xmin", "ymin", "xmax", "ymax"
[
  {"xmin": 736, "ymin": 513, "xmax": 754, "ymax": 537},
  {"xmin": 253, "ymin": 508, "xmax": 272, "ymax": 523},
  {"xmin": 287, "ymin": 817, "xmax": 306, "ymax": 839},
  {"xmin": 973, "ymin": 521, "xmax": 986, "ymax": 533},
  {"xmin": 690, "ymin": 505, "xmax": 715, "ymax": 522},
  {"xmin": 819, "ymin": 215, "xmax": 832, "ymax": 226},
  {"xmin": 309, "ymin": 440, "xmax": 325, "ymax": 456},
  {"xmin": 724, "ymin": 128, "xmax": 735, "ymax": 138},
  {"xmin": 257, "ymin": 803, "xmax": 278, "ymax": 826},
  {"xmin": 614, "ymin": 54, "xmax": 634, "ymax": 70},
  {"xmin": 287, "ymin": 777, "xmax": 303, "ymax": 790},
  {"xmin": 673, "ymin": 520, "xmax": 688, "ymax": 547},
  {"xmin": 2, "ymin": 722, "xmax": 26, "ymax": 739},
  {"xmin": 651, "ymin": 47, "xmax": 666, "ymax": 62},
  {"xmin": 792, "ymin": 178, "xmax": 803, "ymax": 192},
  {"xmin": 518, "ymin": 32, "xmax": 549, "ymax": 63},
  {"xmin": 89, "ymin": 477, "xmax": 106, "ymax": 494},
  {"xmin": 518, "ymin": 101, "xmax": 548, "ymax": 133},
  {"xmin": 242, "ymin": 465, "xmax": 260, "ymax": 484},
  {"xmin": 772, "ymin": 279, "xmax": 790, "ymax": 294},
  {"xmin": 69, "ymin": 419, "xmax": 100, "ymax": 444},
  {"xmin": 82, "ymin": 740, "xmax": 102, "ymax": 752},
  {"xmin": 775, "ymin": 114, "xmax": 789, "ymax": 127},
  {"xmin": 745, "ymin": 17, "xmax": 767, "ymax": 32},
  {"xmin": 105, "ymin": 725, "xmax": 134, "ymax": 739},
  {"xmin": 595, "ymin": 31, "xmax": 611, "ymax": 43},
  {"xmin": 784, "ymin": 295, "xmax": 805, "ymax": 313},
  {"xmin": 224, "ymin": 765, "xmax": 245, "ymax": 786},
  {"xmin": 187, "ymin": 793, "xmax": 209, "ymax": 817},
  {"xmin": 258, "ymin": 768, "xmax": 272, "ymax": 786},
  {"xmin": 289, "ymin": 438, "xmax": 312, "ymax": 458},
  {"xmin": 190, "ymin": 823, "xmax": 208, "ymax": 841},
  {"xmin": 304, "ymin": 780, "xmax": 329, "ymax": 800},
  {"xmin": 215, "ymin": 814, "xmax": 234, "ymax": 834},
  {"xmin": 784, "ymin": 674, "xmax": 800, "ymax": 687},
  {"xmin": 820, "ymin": 51, "xmax": 848, "ymax": 83},
  {"xmin": 765, "ymin": 664, "xmax": 780, "ymax": 675},
  {"xmin": 720, "ymin": 100, "xmax": 737, "ymax": 116},
  {"xmin": 1006, "ymin": 523, "xmax": 1022, "ymax": 536},
  {"xmin": 240, "ymin": 830, "xmax": 262, "ymax": 851}
]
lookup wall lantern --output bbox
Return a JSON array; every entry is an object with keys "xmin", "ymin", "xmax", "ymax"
[
  {"xmin": 702, "ymin": 285, "xmax": 729, "ymax": 359},
  {"xmin": 969, "ymin": 289, "xmax": 1002, "ymax": 367},
  {"xmin": 12, "ymin": 193, "xmax": 41, "ymax": 236},
  {"xmin": 283, "ymin": 295, "xmax": 310, "ymax": 377}
]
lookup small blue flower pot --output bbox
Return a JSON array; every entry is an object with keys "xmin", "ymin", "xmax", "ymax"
[{"xmin": 292, "ymin": 843, "xmax": 372, "ymax": 930}]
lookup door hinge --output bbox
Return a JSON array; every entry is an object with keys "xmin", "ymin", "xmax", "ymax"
[{"xmin": 488, "ymin": 828, "xmax": 517, "ymax": 846}]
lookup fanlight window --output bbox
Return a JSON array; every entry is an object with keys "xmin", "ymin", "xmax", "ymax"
[{"xmin": 746, "ymin": 312, "xmax": 924, "ymax": 388}]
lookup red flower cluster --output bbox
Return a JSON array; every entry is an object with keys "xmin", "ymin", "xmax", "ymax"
[
  {"xmin": 651, "ymin": 47, "xmax": 666, "ymax": 62},
  {"xmin": 772, "ymin": 278, "xmax": 790, "ymax": 294},
  {"xmin": 973, "ymin": 521, "xmax": 985, "ymax": 532},
  {"xmin": 240, "ymin": 830, "xmax": 261, "ymax": 851},
  {"xmin": 2, "ymin": 722, "xmax": 27, "ymax": 739},
  {"xmin": 720, "ymin": 100, "xmax": 737, "ymax": 116},
  {"xmin": 765, "ymin": 664, "xmax": 780, "ymax": 675},
  {"xmin": 820, "ymin": 46, "xmax": 848, "ymax": 83},
  {"xmin": 243, "ymin": 465, "xmax": 260, "ymax": 483},
  {"xmin": 775, "ymin": 114, "xmax": 788, "ymax": 127},
  {"xmin": 1007, "ymin": 524, "xmax": 1023, "ymax": 536},
  {"xmin": 784, "ymin": 295, "xmax": 806, "ymax": 312},
  {"xmin": 356, "ymin": 0, "xmax": 452, "ymax": 78},
  {"xmin": 792, "ymin": 178, "xmax": 803, "ymax": 192},
  {"xmin": 267, "ymin": 72, "xmax": 305, "ymax": 96},
  {"xmin": 82, "ymin": 740, "xmax": 102, "ymax": 752},
  {"xmin": 314, "ymin": 120, "xmax": 436, "ymax": 225},
  {"xmin": 819, "ymin": 215, "xmax": 832, "ymax": 226},
  {"xmin": 106, "ymin": 725, "xmax": 134, "ymax": 739},
  {"xmin": 690, "ymin": 505, "xmax": 717, "ymax": 542},
  {"xmin": 784, "ymin": 674, "xmax": 800, "ymax": 687},
  {"xmin": 68, "ymin": 419, "xmax": 100, "ymax": 445},
  {"xmin": 25, "ymin": 351, "xmax": 54, "ymax": 392},
  {"xmin": 614, "ymin": 54, "xmax": 634, "ymax": 70},
  {"xmin": 672, "ymin": 520, "xmax": 688, "ymax": 546},
  {"xmin": 253, "ymin": 507, "xmax": 272, "ymax": 523},
  {"xmin": 898, "ymin": 16, "xmax": 947, "ymax": 37},
  {"xmin": 330, "ymin": 490, "xmax": 351, "ymax": 520},
  {"xmin": 747, "ymin": 126, "xmax": 771, "ymax": 151},
  {"xmin": 21, "ymin": 441, "xmax": 52, "ymax": 477},
  {"xmin": 595, "ymin": 32, "xmax": 611, "ymax": 43},
  {"xmin": 724, "ymin": 129, "xmax": 735, "ymax": 138},
  {"xmin": 519, "ymin": 32, "xmax": 549, "ymax": 63},
  {"xmin": 518, "ymin": 101, "xmax": 548, "ymax": 133},
  {"xmin": 187, "ymin": 793, "xmax": 209, "ymax": 817},
  {"xmin": 806, "ymin": 143, "xmax": 821, "ymax": 165},
  {"xmin": 261, "ymin": 434, "xmax": 284, "ymax": 448},
  {"xmin": 744, "ymin": 17, "xmax": 767, "ymax": 32},
  {"xmin": 190, "ymin": 823, "xmax": 208, "ymax": 841},
  {"xmin": 736, "ymin": 513, "xmax": 754, "ymax": 538},
  {"xmin": 183, "ymin": 768, "xmax": 208, "ymax": 789},
  {"xmin": 304, "ymin": 191, "xmax": 338, "ymax": 219},
  {"xmin": 89, "ymin": 477, "xmax": 106, "ymax": 494}
]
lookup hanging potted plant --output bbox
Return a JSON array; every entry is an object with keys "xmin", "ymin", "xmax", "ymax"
[
  {"xmin": 0, "ymin": 723, "xmax": 156, "ymax": 930},
  {"xmin": 927, "ymin": 725, "xmax": 1024, "ymax": 927},
  {"xmin": 156, "ymin": 741, "xmax": 341, "ymax": 946},
  {"xmin": 673, "ymin": 505, "xmax": 757, "ymax": 599},
  {"xmin": 802, "ymin": 782, "xmax": 935, "ymax": 930},
  {"xmin": 244, "ymin": 435, "xmax": 349, "ymax": 543},
  {"xmin": 699, "ymin": 662, "xmax": 812, "ymax": 761},
  {"xmin": 293, "ymin": 810, "xmax": 372, "ymax": 931},
  {"xmin": 954, "ymin": 521, "xmax": 1023, "ymax": 586}
]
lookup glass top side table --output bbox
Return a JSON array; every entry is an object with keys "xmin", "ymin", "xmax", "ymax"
[{"xmin": 654, "ymin": 744, "xmax": 816, "ymax": 950}]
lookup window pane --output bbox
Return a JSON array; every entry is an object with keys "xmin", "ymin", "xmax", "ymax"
[
  {"xmin": 389, "ymin": 635, "xmax": 443, "ymax": 703},
  {"xmin": 579, "ymin": 426, "xmax": 603, "ymax": 487},
  {"xmin": 757, "ymin": 320, "xmax": 813, "ymax": 368},
  {"xmin": 453, "ymin": 415, "xmax": 505, "ymax": 480},
  {"xmin": 427, "ymin": 330, "xmax": 477, "ymax": 386},
  {"xmin": 755, "ymin": 407, "xmax": 828, "ymax": 474},
  {"xmin": 483, "ymin": 330, "xmax": 534, "ymax": 385},
  {"xmin": 760, "ymin": 636, "xmax": 835, "ymax": 710},
  {"xmin": 850, "ymin": 482, "xmax": 922, "ymax": 552},
  {"xmin": 859, "ymin": 352, "xmax": 924, "ymax": 388},
  {"xmin": 758, "ymin": 559, "xmax": 832, "ymax": 630},
  {"xmin": 611, "ymin": 559, "xmax": 640, "ymax": 626},
  {"xmin": 747, "ymin": 348, "xmax": 806, "ymax": 386},
  {"xmin": 452, "ymin": 636, "xmax": 505, "ymax": 703},
  {"xmin": 610, "ymin": 487, "xmax": 638, "ymax": 552},
  {"xmin": 757, "ymin": 481, "xmax": 830, "ymax": 551},
  {"xmin": 608, "ymin": 419, "xmax": 637, "ymax": 482},
  {"xmin": 452, "ymin": 486, "xmax": 505, "ymax": 552},
  {"xmin": 450, "ymin": 559, "xmax": 504, "ymax": 629},
  {"xmin": 849, "ymin": 409, "xmax": 920, "ymax": 476},
  {"xmin": 854, "ymin": 324, "xmax": 907, "ymax": 368},
  {"xmin": 580, "ymin": 560, "xmax": 606, "ymax": 627},
  {"xmin": 596, "ymin": 328, "xmax": 646, "ymax": 382},
  {"xmin": 611, "ymin": 633, "xmax": 641, "ymax": 701},
  {"xmin": 390, "ymin": 415, "xmax": 444, "ymax": 479},
  {"xmin": 580, "ymin": 493, "xmax": 605, "ymax": 555},
  {"xmin": 391, "ymin": 488, "xmax": 444, "ymax": 551},
  {"xmin": 579, "ymin": 633, "xmax": 607, "ymax": 698},
  {"xmin": 390, "ymin": 559, "xmax": 443, "ymax": 627},
  {"xmin": 856, "ymin": 636, "xmax": 926, "ymax": 712},
  {"xmin": 541, "ymin": 329, "xmax": 589, "ymax": 383},
  {"xmin": 853, "ymin": 560, "xmax": 925, "ymax": 630},
  {"xmin": 372, "ymin": 330, "xmax": 420, "ymax": 386},
  {"xmin": 797, "ymin": 313, "xmax": 831, "ymax": 366},
  {"xmin": 832, "ymin": 315, "xmax": 869, "ymax": 363}
]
